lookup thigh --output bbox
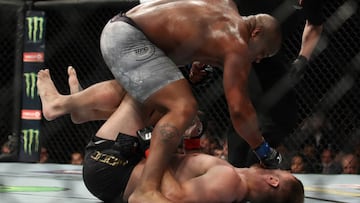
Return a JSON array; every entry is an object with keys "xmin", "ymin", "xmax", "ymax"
[
  {"xmin": 146, "ymin": 78, "xmax": 196, "ymax": 111},
  {"xmin": 96, "ymin": 94, "xmax": 146, "ymax": 140},
  {"xmin": 101, "ymin": 21, "xmax": 185, "ymax": 103}
]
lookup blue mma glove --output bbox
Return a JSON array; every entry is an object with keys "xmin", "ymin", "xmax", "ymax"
[{"xmin": 254, "ymin": 141, "xmax": 282, "ymax": 169}]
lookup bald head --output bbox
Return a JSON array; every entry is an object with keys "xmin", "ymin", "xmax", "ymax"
[
  {"xmin": 251, "ymin": 168, "xmax": 304, "ymax": 203},
  {"xmin": 255, "ymin": 13, "xmax": 282, "ymax": 56}
]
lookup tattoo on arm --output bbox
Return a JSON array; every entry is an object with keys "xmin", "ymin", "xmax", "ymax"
[{"xmin": 158, "ymin": 124, "xmax": 179, "ymax": 142}]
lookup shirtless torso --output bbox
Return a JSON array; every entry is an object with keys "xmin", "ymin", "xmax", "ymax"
[
  {"xmin": 126, "ymin": 0, "xmax": 250, "ymax": 67},
  {"xmin": 98, "ymin": 1, "xmax": 282, "ymax": 202},
  {"xmin": 125, "ymin": 153, "xmax": 247, "ymax": 203}
]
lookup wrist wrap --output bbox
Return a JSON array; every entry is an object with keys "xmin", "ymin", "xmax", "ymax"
[{"xmin": 254, "ymin": 141, "xmax": 271, "ymax": 159}]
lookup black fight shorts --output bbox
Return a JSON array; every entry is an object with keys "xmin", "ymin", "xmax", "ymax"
[{"xmin": 83, "ymin": 133, "xmax": 143, "ymax": 203}]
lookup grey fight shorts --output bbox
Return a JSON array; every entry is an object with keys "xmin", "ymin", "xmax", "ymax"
[{"xmin": 100, "ymin": 14, "xmax": 184, "ymax": 103}]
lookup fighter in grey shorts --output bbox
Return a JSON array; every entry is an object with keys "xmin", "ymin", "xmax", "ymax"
[{"xmin": 100, "ymin": 13, "xmax": 184, "ymax": 102}]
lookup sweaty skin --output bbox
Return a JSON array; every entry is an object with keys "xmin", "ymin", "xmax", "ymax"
[
  {"xmin": 126, "ymin": 0, "xmax": 280, "ymax": 153},
  {"xmin": 36, "ymin": 1, "xmax": 286, "ymax": 202},
  {"xmin": 127, "ymin": 0, "xmax": 246, "ymax": 66},
  {"xmin": 123, "ymin": 149, "xmax": 303, "ymax": 203},
  {"xmin": 103, "ymin": 0, "xmax": 281, "ymax": 202},
  {"xmin": 37, "ymin": 68, "xmax": 304, "ymax": 203}
]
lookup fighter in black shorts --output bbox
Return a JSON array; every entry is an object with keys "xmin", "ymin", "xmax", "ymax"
[
  {"xmin": 83, "ymin": 134, "xmax": 144, "ymax": 202},
  {"xmin": 37, "ymin": 61, "xmax": 304, "ymax": 203}
]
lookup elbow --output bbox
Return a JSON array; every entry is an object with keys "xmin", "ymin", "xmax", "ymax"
[
  {"xmin": 228, "ymin": 106, "xmax": 248, "ymax": 123},
  {"xmin": 228, "ymin": 101, "xmax": 257, "ymax": 124}
]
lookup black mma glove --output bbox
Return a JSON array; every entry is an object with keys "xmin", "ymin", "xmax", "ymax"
[
  {"xmin": 136, "ymin": 126, "xmax": 153, "ymax": 157},
  {"xmin": 253, "ymin": 141, "xmax": 282, "ymax": 169},
  {"xmin": 288, "ymin": 55, "xmax": 308, "ymax": 86}
]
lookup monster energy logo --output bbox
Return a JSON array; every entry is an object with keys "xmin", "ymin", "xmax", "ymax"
[
  {"xmin": 22, "ymin": 129, "xmax": 40, "ymax": 155},
  {"xmin": 26, "ymin": 16, "xmax": 44, "ymax": 43},
  {"xmin": 24, "ymin": 72, "xmax": 37, "ymax": 99}
]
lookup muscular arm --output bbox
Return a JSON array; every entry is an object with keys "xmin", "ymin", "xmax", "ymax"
[
  {"xmin": 222, "ymin": 52, "xmax": 263, "ymax": 149},
  {"xmin": 299, "ymin": 21, "xmax": 323, "ymax": 59}
]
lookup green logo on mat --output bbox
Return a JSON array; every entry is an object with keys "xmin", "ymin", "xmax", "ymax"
[{"xmin": 0, "ymin": 186, "xmax": 68, "ymax": 192}]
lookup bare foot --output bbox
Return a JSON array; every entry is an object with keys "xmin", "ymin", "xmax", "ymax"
[
  {"xmin": 67, "ymin": 66, "xmax": 87, "ymax": 124},
  {"xmin": 37, "ymin": 69, "xmax": 66, "ymax": 121},
  {"xmin": 128, "ymin": 189, "xmax": 172, "ymax": 203},
  {"xmin": 68, "ymin": 66, "xmax": 82, "ymax": 94}
]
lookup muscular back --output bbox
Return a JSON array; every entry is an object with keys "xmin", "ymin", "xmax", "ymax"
[{"xmin": 126, "ymin": 0, "xmax": 248, "ymax": 66}]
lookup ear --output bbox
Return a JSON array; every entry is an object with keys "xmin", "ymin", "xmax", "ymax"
[
  {"xmin": 251, "ymin": 27, "xmax": 262, "ymax": 38},
  {"xmin": 265, "ymin": 175, "xmax": 280, "ymax": 188}
]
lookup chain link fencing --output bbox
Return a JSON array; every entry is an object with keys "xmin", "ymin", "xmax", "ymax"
[{"xmin": 0, "ymin": 0, "xmax": 359, "ymax": 171}]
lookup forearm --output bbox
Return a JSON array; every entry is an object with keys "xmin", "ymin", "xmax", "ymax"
[
  {"xmin": 229, "ymin": 102, "xmax": 263, "ymax": 149},
  {"xmin": 223, "ymin": 57, "xmax": 263, "ymax": 149},
  {"xmin": 227, "ymin": 95, "xmax": 282, "ymax": 168},
  {"xmin": 299, "ymin": 21, "xmax": 323, "ymax": 59},
  {"xmin": 222, "ymin": 55, "xmax": 281, "ymax": 167}
]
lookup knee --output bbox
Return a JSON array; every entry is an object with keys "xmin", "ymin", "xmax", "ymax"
[
  {"xmin": 100, "ymin": 80, "xmax": 124, "ymax": 106},
  {"xmin": 98, "ymin": 92, "xmax": 121, "ymax": 108},
  {"xmin": 176, "ymin": 97, "xmax": 198, "ymax": 119}
]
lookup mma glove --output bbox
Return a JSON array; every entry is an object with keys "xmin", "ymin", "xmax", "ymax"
[
  {"xmin": 288, "ymin": 55, "xmax": 308, "ymax": 86},
  {"xmin": 136, "ymin": 126, "xmax": 153, "ymax": 157},
  {"xmin": 253, "ymin": 141, "xmax": 282, "ymax": 169},
  {"xmin": 188, "ymin": 63, "xmax": 212, "ymax": 84}
]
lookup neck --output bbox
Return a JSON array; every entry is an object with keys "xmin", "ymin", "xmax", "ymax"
[
  {"xmin": 235, "ymin": 168, "xmax": 250, "ymax": 201},
  {"xmin": 242, "ymin": 15, "xmax": 257, "ymax": 33}
]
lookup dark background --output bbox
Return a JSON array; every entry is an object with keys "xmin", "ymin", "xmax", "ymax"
[{"xmin": 0, "ymin": 0, "xmax": 359, "ymax": 166}]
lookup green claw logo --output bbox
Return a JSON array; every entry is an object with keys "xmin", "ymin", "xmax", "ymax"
[
  {"xmin": 24, "ymin": 72, "xmax": 37, "ymax": 99},
  {"xmin": 26, "ymin": 16, "xmax": 44, "ymax": 43},
  {"xmin": 22, "ymin": 129, "xmax": 40, "ymax": 155}
]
